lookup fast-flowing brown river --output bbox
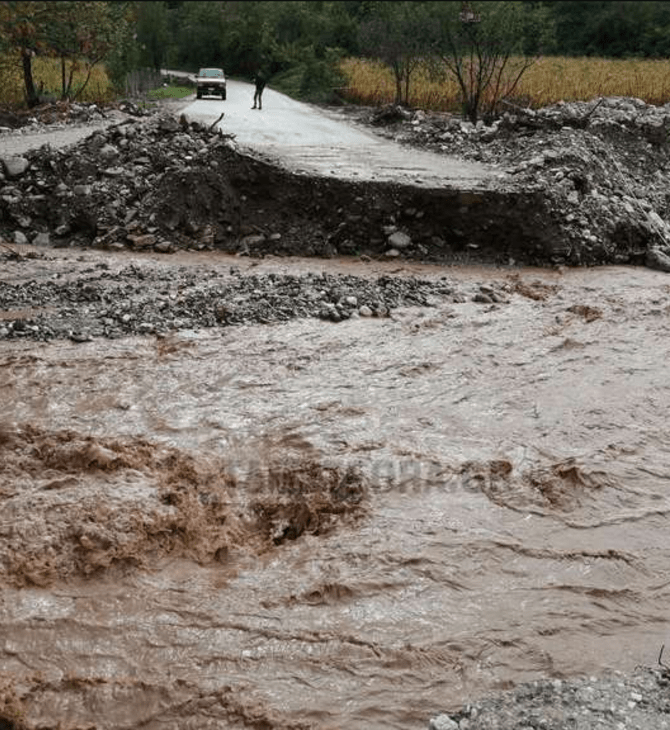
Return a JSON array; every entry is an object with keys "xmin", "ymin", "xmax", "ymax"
[{"xmin": 2, "ymin": 252, "xmax": 670, "ymax": 729}]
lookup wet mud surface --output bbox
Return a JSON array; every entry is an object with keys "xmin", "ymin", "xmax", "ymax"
[{"xmin": 2, "ymin": 246, "xmax": 670, "ymax": 728}]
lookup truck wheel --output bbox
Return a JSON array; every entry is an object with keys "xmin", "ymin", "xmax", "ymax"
[
  {"xmin": 221, "ymin": 90, "xmax": 226, "ymax": 100},
  {"xmin": 196, "ymin": 90, "xmax": 202, "ymax": 99}
]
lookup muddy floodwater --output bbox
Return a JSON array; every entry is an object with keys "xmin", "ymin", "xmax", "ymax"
[{"xmin": 2, "ymin": 251, "xmax": 670, "ymax": 729}]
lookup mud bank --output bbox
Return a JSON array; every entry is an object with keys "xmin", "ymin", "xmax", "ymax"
[
  {"xmin": 0, "ymin": 245, "xmax": 522, "ymax": 341},
  {"xmin": 2, "ymin": 97, "xmax": 670, "ymax": 268}
]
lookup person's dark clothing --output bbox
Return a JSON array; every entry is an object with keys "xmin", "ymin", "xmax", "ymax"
[{"xmin": 252, "ymin": 71, "xmax": 266, "ymax": 109}]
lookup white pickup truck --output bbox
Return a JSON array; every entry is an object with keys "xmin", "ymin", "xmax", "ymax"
[{"xmin": 196, "ymin": 68, "xmax": 226, "ymax": 100}]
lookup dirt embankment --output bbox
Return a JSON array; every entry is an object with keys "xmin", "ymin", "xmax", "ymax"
[{"xmin": 2, "ymin": 96, "xmax": 670, "ymax": 269}]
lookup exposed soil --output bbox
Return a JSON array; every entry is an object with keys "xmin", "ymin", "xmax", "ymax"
[{"xmin": 3, "ymin": 95, "xmax": 670, "ymax": 270}]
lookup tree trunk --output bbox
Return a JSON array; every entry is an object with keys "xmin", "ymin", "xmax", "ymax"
[
  {"xmin": 73, "ymin": 61, "xmax": 97, "ymax": 101},
  {"xmin": 61, "ymin": 57, "xmax": 66, "ymax": 99},
  {"xmin": 65, "ymin": 62, "xmax": 76, "ymax": 99},
  {"xmin": 22, "ymin": 48, "xmax": 39, "ymax": 108},
  {"xmin": 394, "ymin": 72, "xmax": 402, "ymax": 105}
]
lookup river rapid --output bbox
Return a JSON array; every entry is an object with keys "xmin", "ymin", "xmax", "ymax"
[{"xmin": 1, "ymin": 250, "xmax": 670, "ymax": 729}]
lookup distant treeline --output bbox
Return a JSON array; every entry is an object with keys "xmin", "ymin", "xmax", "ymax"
[
  {"xmin": 142, "ymin": 0, "xmax": 670, "ymax": 78},
  {"xmin": 4, "ymin": 2, "xmax": 670, "ymax": 108}
]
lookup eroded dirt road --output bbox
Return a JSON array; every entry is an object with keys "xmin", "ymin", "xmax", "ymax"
[
  {"xmin": 2, "ymin": 246, "xmax": 670, "ymax": 729},
  {"xmin": 180, "ymin": 79, "xmax": 501, "ymax": 188}
]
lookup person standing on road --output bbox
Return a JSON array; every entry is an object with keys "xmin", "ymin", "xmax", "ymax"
[{"xmin": 252, "ymin": 69, "xmax": 266, "ymax": 110}]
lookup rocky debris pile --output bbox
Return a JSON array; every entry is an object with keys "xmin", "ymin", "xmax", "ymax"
[
  {"xmin": 427, "ymin": 666, "xmax": 670, "ymax": 730},
  {"xmin": 3, "ymin": 107, "xmax": 533, "ymax": 264},
  {"xmin": 0, "ymin": 111, "xmax": 241, "ymax": 253},
  {"xmin": 0, "ymin": 100, "xmax": 112, "ymax": 133},
  {"xmin": 0, "ymin": 106, "xmax": 605, "ymax": 267},
  {"xmin": 0, "ymin": 254, "xmax": 485, "ymax": 341},
  {"xmin": 3, "ymin": 96, "xmax": 670, "ymax": 268},
  {"xmin": 358, "ymin": 96, "xmax": 670, "ymax": 270}
]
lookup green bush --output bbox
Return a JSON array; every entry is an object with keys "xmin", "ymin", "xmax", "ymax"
[
  {"xmin": 272, "ymin": 48, "xmax": 346, "ymax": 104},
  {"xmin": 147, "ymin": 85, "xmax": 194, "ymax": 100}
]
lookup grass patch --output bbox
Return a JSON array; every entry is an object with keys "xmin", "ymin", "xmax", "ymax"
[
  {"xmin": 147, "ymin": 85, "xmax": 194, "ymax": 100},
  {"xmin": 0, "ymin": 54, "xmax": 115, "ymax": 107},
  {"xmin": 339, "ymin": 55, "xmax": 670, "ymax": 112}
]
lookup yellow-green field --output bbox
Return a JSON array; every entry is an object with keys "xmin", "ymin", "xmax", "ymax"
[
  {"xmin": 0, "ymin": 54, "xmax": 115, "ymax": 106},
  {"xmin": 4, "ymin": 53, "xmax": 670, "ymax": 112},
  {"xmin": 339, "ymin": 56, "xmax": 670, "ymax": 111}
]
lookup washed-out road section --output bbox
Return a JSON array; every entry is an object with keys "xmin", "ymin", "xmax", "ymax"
[{"xmin": 179, "ymin": 78, "xmax": 504, "ymax": 189}]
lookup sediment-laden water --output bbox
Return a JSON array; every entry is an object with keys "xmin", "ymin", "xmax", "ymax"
[{"xmin": 1, "ymin": 251, "xmax": 669, "ymax": 729}]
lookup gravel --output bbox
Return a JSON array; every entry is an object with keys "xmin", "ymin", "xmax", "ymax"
[{"xmin": 428, "ymin": 665, "xmax": 670, "ymax": 730}]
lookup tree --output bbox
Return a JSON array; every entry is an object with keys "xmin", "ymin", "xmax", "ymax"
[
  {"xmin": 104, "ymin": 1, "xmax": 140, "ymax": 92},
  {"xmin": 0, "ymin": 1, "xmax": 50, "ymax": 106},
  {"xmin": 359, "ymin": 1, "xmax": 432, "ymax": 105},
  {"xmin": 429, "ymin": 1, "xmax": 540, "ymax": 123},
  {"xmin": 549, "ymin": 1, "xmax": 670, "ymax": 58},
  {"xmin": 0, "ymin": 1, "xmax": 121, "ymax": 105},
  {"xmin": 136, "ymin": 1, "xmax": 169, "ymax": 71},
  {"xmin": 44, "ymin": 2, "xmax": 117, "ymax": 101},
  {"xmin": 173, "ymin": 0, "xmax": 226, "ymax": 69}
]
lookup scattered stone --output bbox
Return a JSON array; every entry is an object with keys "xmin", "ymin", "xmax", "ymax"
[
  {"xmin": 428, "ymin": 714, "xmax": 459, "ymax": 730},
  {"xmin": 32, "ymin": 231, "xmax": 50, "ymax": 246},
  {"xmin": 69, "ymin": 331, "xmax": 92, "ymax": 343},
  {"xmin": 128, "ymin": 234, "xmax": 157, "ymax": 249},
  {"xmin": 158, "ymin": 114, "xmax": 180, "ymax": 132},
  {"xmin": 13, "ymin": 230, "xmax": 28, "ymax": 245},
  {"xmin": 431, "ymin": 667, "xmax": 670, "ymax": 730},
  {"xmin": 388, "ymin": 230, "xmax": 412, "ymax": 250},
  {"xmin": 99, "ymin": 143, "xmax": 119, "ymax": 161},
  {"xmin": 370, "ymin": 104, "xmax": 412, "ymax": 126},
  {"xmin": 241, "ymin": 234, "xmax": 266, "ymax": 248},
  {"xmin": 1, "ymin": 156, "xmax": 29, "ymax": 177},
  {"xmin": 646, "ymin": 246, "xmax": 670, "ymax": 272},
  {"xmin": 0, "ymin": 261, "xmax": 460, "ymax": 342}
]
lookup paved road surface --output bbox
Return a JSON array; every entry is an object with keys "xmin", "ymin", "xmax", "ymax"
[
  {"xmin": 0, "ymin": 73, "xmax": 504, "ymax": 191},
  {"xmin": 179, "ymin": 78, "xmax": 504, "ymax": 190}
]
